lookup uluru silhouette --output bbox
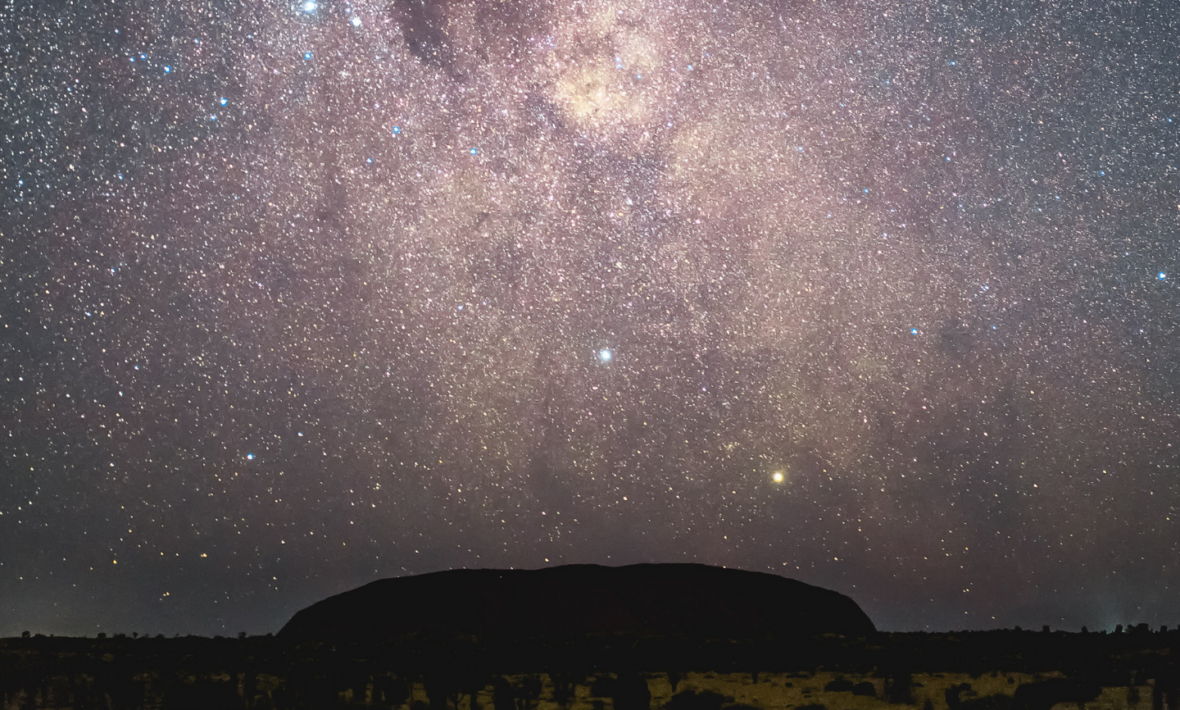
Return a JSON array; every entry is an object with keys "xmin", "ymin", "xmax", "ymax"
[{"xmin": 278, "ymin": 563, "xmax": 875, "ymax": 642}]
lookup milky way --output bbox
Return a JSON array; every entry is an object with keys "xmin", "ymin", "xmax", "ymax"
[{"xmin": 2, "ymin": 0, "xmax": 1179, "ymax": 636}]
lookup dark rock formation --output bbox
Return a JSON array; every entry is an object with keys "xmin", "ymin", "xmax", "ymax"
[{"xmin": 278, "ymin": 563, "xmax": 875, "ymax": 643}]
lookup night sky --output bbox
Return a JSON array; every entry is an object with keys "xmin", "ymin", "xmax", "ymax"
[{"xmin": 2, "ymin": 0, "xmax": 1179, "ymax": 638}]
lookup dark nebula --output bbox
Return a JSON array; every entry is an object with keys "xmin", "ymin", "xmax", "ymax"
[{"xmin": 1, "ymin": 0, "xmax": 1178, "ymax": 636}]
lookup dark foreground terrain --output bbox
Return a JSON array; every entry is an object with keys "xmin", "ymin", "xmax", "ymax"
[
  {"xmin": 2, "ymin": 627, "xmax": 1179, "ymax": 710},
  {"xmin": 4, "ymin": 567, "xmax": 1177, "ymax": 709}
]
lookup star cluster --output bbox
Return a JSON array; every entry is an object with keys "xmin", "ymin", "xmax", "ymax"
[{"xmin": 1, "ymin": 0, "xmax": 1178, "ymax": 636}]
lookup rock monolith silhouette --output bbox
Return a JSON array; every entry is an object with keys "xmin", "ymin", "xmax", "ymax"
[{"xmin": 278, "ymin": 563, "xmax": 875, "ymax": 643}]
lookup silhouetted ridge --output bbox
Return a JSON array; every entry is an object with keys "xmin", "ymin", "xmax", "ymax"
[{"xmin": 278, "ymin": 563, "xmax": 875, "ymax": 642}]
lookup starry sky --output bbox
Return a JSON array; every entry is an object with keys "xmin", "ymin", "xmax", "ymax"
[{"xmin": 2, "ymin": 0, "xmax": 1179, "ymax": 638}]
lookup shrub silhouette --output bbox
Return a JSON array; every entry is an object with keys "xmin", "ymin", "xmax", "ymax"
[
  {"xmin": 1013, "ymin": 680, "xmax": 1102, "ymax": 710},
  {"xmin": 958, "ymin": 694, "xmax": 1015, "ymax": 710},
  {"xmin": 886, "ymin": 671, "xmax": 914, "ymax": 703},
  {"xmin": 163, "ymin": 677, "xmax": 242, "ymax": 710},
  {"xmin": 946, "ymin": 683, "xmax": 974, "ymax": 709},
  {"xmin": 515, "ymin": 675, "xmax": 544, "ymax": 710},
  {"xmin": 373, "ymin": 675, "xmax": 411, "ymax": 709},
  {"xmin": 593, "ymin": 674, "xmax": 650, "ymax": 710},
  {"xmin": 667, "ymin": 690, "xmax": 732, "ymax": 710},
  {"xmin": 493, "ymin": 676, "xmax": 516, "ymax": 710},
  {"xmin": 551, "ymin": 673, "xmax": 576, "ymax": 707}
]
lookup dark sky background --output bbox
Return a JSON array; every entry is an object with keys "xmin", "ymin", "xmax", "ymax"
[{"xmin": 2, "ymin": 0, "xmax": 1179, "ymax": 638}]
